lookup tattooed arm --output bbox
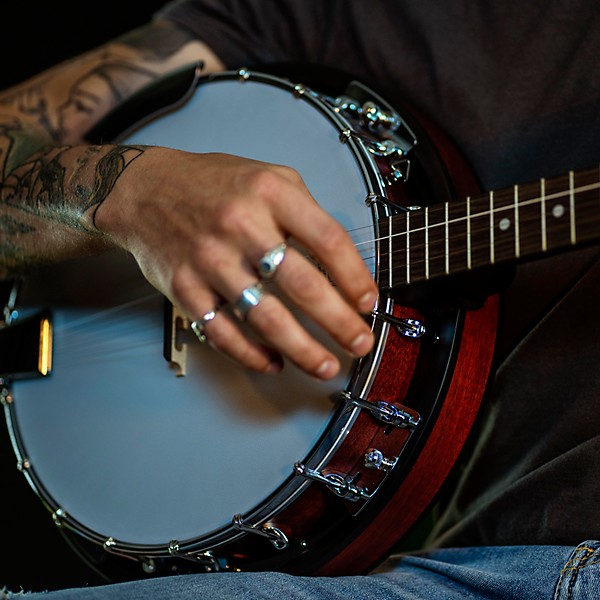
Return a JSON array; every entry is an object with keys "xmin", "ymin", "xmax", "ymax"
[
  {"xmin": 0, "ymin": 19, "xmax": 376, "ymax": 379},
  {"xmin": 0, "ymin": 21, "xmax": 224, "ymax": 276}
]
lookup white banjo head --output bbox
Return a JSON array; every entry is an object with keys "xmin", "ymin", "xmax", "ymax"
[{"xmin": 8, "ymin": 74, "xmax": 380, "ymax": 546}]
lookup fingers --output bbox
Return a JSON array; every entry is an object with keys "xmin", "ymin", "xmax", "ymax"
[
  {"xmin": 172, "ymin": 271, "xmax": 284, "ymax": 375},
  {"xmin": 264, "ymin": 168, "xmax": 379, "ymax": 315},
  {"xmin": 117, "ymin": 151, "xmax": 378, "ymax": 379},
  {"xmin": 178, "ymin": 242, "xmax": 375, "ymax": 380}
]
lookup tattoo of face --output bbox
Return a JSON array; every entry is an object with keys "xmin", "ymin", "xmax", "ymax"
[{"xmin": 0, "ymin": 54, "xmax": 158, "ymax": 147}]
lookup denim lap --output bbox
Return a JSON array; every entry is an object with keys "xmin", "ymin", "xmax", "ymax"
[{"xmin": 3, "ymin": 542, "xmax": 599, "ymax": 599}]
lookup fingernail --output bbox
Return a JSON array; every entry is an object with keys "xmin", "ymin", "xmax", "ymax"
[
  {"xmin": 358, "ymin": 291, "xmax": 377, "ymax": 313},
  {"xmin": 315, "ymin": 359, "xmax": 337, "ymax": 380},
  {"xmin": 350, "ymin": 332, "xmax": 372, "ymax": 357},
  {"xmin": 264, "ymin": 361, "xmax": 283, "ymax": 374}
]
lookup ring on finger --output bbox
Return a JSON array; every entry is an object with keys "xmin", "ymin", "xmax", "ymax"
[
  {"xmin": 191, "ymin": 308, "xmax": 218, "ymax": 343},
  {"xmin": 233, "ymin": 282, "xmax": 266, "ymax": 320},
  {"xmin": 257, "ymin": 242, "xmax": 287, "ymax": 280}
]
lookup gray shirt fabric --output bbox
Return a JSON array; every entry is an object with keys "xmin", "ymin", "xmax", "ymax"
[{"xmin": 158, "ymin": 0, "xmax": 600, "ymax": 549}]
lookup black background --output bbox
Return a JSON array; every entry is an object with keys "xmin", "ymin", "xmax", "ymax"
[{"xmin": 1, "ymin": 1, "xmax": 168, "ymax": 592}]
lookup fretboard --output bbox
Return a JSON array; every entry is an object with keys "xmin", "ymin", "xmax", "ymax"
[{"xmin": 378, "ymin": 166, "xmax": 600, "ymax": 290}]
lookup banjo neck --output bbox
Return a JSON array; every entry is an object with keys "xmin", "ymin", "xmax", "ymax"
[{"xmin": 378, "ymin": 166, "xmax": 600, "ymax": 289}]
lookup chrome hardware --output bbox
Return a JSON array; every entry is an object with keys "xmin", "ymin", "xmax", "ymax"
[
  {"xmin": 104, "ymin": 537, "xmax": 117, "ymax": 551},
  {"xmin": 365, "ymin": 192, "xmax": 402, "ymax": 211},
  {"xmin": 332, "ymin": 94, "xmax": 361, "ymax": 117},
  {"xmin": 141, "ymin": 558, "xmax": 156, "ymax": 574},
  {"xmin": 365, "ymin": 192, "xmax": 416, "ymax": 212},
  {"xmin": 340, "ymin": 129, "xmax": 403, "ymax": 157},
  {"xmin": 232, "ymin": 514, "xmax": 289, "ymax": 550},
  {"xmin": 17, "ymin": 457, "xmax": 31, "ymax": 471},
  {"xmin": 371, "ymin": 310, "xmax": 427, "ymax": 338},
  {"xmin": 339, "ymin": 391, "xmax": 420, "ymax": 429},
  {"xmin": 0, "ymin": 387, "xmax": 12, "ymax": 405},
  {"xmin": 294, "ymin": 462, "xmax": 371, "ymax": 502},
  {"xmin": 2, "ymin": 283, "xmax": 18, "ymax": 326},
  {"xmin": 293, "ymin": 84, "xmax": 307, "ymax": 97},
  {"xmin": 192, "ymin": 551, "xmax": 222, "ymax": 572},
  {"xmin": 169, "ymin": 541, "xmax": 223, "ymax": 571},
  {"xmin": 364, "ymin": 448, "xmax": 397, "ymax": 473},
  {"xmin": 386, "ymin": 158, "xmax": 411, "ymax": 185},
  {"xmin": 362, "ymin": 101, "xmax": 402, "ymax": 131},
  {"xmin": 52, "ymin": 508, "xmax": 67, "ymax": 527}
]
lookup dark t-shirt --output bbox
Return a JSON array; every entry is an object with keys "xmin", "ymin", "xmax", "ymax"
[{"xmin": 158, "ymin": 0, "xmax": 600, "ymax": 549}]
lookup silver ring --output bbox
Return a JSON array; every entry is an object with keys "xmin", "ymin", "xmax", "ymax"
[
  {"xmin": 233, "ymin": 282, "xmax": 266, "ymax": 320},
  {"xmin": 191, "ymin": 309, "xmax": 217, "ymax": 343},
  {"xmin": 257, "ymin": 243, "xmax": 287, "ymax": 280}
]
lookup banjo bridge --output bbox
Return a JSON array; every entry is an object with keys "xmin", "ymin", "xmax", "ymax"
[{"xmin": 163, "ymin": 301, "xmax": 190, "ymax": 377}]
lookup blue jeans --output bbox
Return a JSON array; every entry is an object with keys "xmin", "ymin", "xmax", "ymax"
[{"xmin": 5, "ymin": 541, "xmax": 599, "ymax": 599}]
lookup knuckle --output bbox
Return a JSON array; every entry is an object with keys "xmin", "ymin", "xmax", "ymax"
[
  {"xmin": 250, "ymin": 296, "xmax": 284, "ymax": 334},
  {"xmin": 169, "ymin": 266, "xmax": 195, "ymax": 302},
  {"xmin": 289, "ymin": 268, "xmax": 325, "ymax": 304},
  {"xmin": 212, "ymin": 200, "xmax": 252, "ymax": 238},
  {"xmin": 273, "ymin": 164, "xmax": 303, "ymax": 185},
  {"xmin": 204, "ymin": 319, "xmax": 229, "ymax": 351},
  {"xmin": 316, "ymin": 220, "xmax": 348, "ymax": 254},
  {"xmin": 243, "ymin": 168, "xmax": 283, "ymax": 199}
]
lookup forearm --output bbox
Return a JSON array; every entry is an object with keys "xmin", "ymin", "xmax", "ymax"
[
  {"xmin": 0, "ymin": 18, "xmax": 377, "ymax": 379},
  {"xmin": 0, "ymin": 142, "xmax": 147, "ymax": 277},
  {"xmin": 0, "ymin": 20, "xmax": 224, "ymax": 277}
]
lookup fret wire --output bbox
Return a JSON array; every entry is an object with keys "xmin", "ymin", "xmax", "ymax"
[
  {"xmin": 444, "ymin": 202, "xmax": 449, "ymax": 274},
  {"xmin": 541, "ymin": 178, "xmax": 547, "ymax": 251},
  {"xmin": 514, "ymin": 185, "xmax": 520, "ymax": 258},
  {"xmin": 367, "ymin": 181, "xmax": 600, "ymax": 253},
  {"xmin": 466, "ymin": 197, "xmax": 471, "ymax": 270},
  {"xmin": 406, "ymin": 211, "xmax": 411, "ymax": 284},
  {"xmin": 377, "ymin": 176, "xmax": 600, "ymax": 286},
  {"xmin": 425, "ymin": 206, "xmax": 430, "ymax": 279},
  {"xmin": 569, "ymin": 171, "xmax": 576, "ymax": 244},
  {"xmin": 489, "ymin": 191, "xmax": 495, "ymax": 264}
]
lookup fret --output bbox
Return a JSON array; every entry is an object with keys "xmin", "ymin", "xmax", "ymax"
[
  {"xmin": 467, "ymin": 194, "xmax": 491, "ymax": 271},
  {"xmin": 377, "ymin": 215, "xmax": 397, "ymax": 289},
  {"xmin": 425, "ymin": 206, "xmax": 430, "ymax": 279},
  {"xmin": 515, "ymin": 180, "xmax": 543, "ymax": 256},
  {"xmin": 466, "ymin": 197, "xmax": 472, "ymax": 269},
  {"xmin": 407, "ymin": 207, "xmax": 427, "ymax": 283},
  {"xmin": 544, "ymin": 172, "xmax": 574, "ymax": 251},
  {"xmin": 569, "ymin": 171, "xmax": 576, "ymax": 244},
  {"xmin": 490, "ymin": 185, "xmax": 517, "ymax": 263},
  {"xmin": 447, "ymin": 200, "xmax": 469, "ymax": 275},
  {"xmin": 514, "ymin": 185, "xmax": 520, "ymax": 258},
  {"xmin": 444, "ymin": 203, "xmax": 449, "ymax": 274},
  {"xmin": 382, "ymin": 165, "xmax": 599, "ymax": 292},
  {"xmin": 540, "ymin": 178, "xmax": 547, "ymax": 251},
  {"xmin": 423, "ymin": 203, "xmax": 447, "ymax": 280}
]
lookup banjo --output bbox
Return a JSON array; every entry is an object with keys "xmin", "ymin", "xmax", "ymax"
[{"xmin": 1, "ymin": 67, "xmax": 598, "ymax": 580}]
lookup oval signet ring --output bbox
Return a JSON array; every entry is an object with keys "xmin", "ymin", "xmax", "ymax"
[
  {"xmin": 233, "ymin": 282, "xmax": 266, "ymax": 320},
  {"xmin": 257, "ymin": 243, "xmax": 287, "ymax": 280}
]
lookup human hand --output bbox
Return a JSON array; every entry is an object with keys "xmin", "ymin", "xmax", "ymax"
[{"xmin": 93, "ymin": 148, "xmax": 378, "ymax": 380}]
